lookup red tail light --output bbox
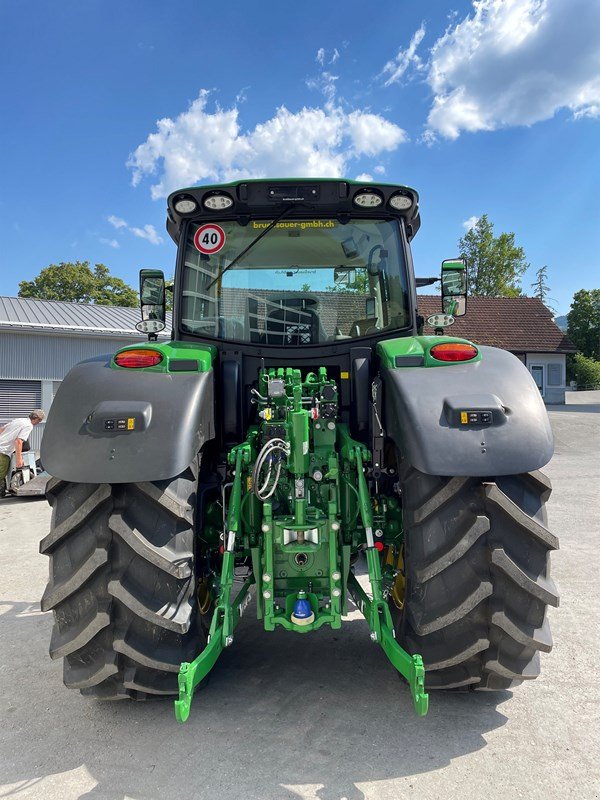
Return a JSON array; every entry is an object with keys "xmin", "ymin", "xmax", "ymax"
[
  {"xmin": 430, "ymin": 343, "xmax": 478, "ymax": 362},
  {"xmin": 114, "ymin": 349, "xmax": 163, "ymax": 368}
]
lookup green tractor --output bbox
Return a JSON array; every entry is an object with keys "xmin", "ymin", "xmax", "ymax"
[{"xmin": 40, "ymin": 179, "xmax": 558, "ymax": 721}]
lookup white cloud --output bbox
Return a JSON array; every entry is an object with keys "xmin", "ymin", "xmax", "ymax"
[
  {"xmin": 106, "ymin": 216, "xmax": 163, "ymax": 245},
  {"xmin": 130, "ymin": 224, "xmax": 163, "ymax": 246},
  {"xmin": 425, "ymin": 0, "xmax": 600, "ymax": 139},
  {"xmin": 315, "ymin": 47, "xmax": 340, "ymax": 66},
  {"xmin": 235, "ymin": 86, "xmax": 250, "ymax": 104},
  {"xmin": 100, "ymin": 237, "xmax": 120, "ymax": 248},
  {"xmin": 380, "ymin": 23, "xmax": 426, "ymax": 86},
  {"xmin": 462, "ymin": 215, "xmax": 480, "ymax": 231},
  {"xmin": 128, "ymin": 90, "xmax": 407, "ymax": 199},
  {"xmin": 108, "ymin": 215, "xmax": 127, "ymax": 229},
  {"xmin": 305, "ymin": 71, "xmax": 339, "ymax": 102},
  {"xmin": 374, "ymin": 165, "xmax": 386, "ymax": 175},
  {"xmin": 355, "ymin": 173, "xmax": 373, "ymax": 182}
]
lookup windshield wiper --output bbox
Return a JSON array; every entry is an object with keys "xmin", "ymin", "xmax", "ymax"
[{"xmin": 205, "ymin": 205, "xmax": 293, "ymax": 292}]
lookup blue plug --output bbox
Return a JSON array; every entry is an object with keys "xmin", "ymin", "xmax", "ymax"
[{"xmin": 291, "ymin": 590, "xmax": 314, "ymax": 626}]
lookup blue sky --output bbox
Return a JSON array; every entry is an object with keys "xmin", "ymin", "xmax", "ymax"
[{"xmin": 1, "ymin": 0, "xmax": 598, "ymax": 314}]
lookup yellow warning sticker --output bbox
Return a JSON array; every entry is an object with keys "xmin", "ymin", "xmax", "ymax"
[
  {"xmin": 340, "ymin": 371, "xmax": 350, "ymax": 379},
  {"xmin": 127, "ymin": 418, "xmax": 135, "ymax": 430},
  {"xmin": 460, "ymin": 411, "xmax": 468, "ymax": 424}
]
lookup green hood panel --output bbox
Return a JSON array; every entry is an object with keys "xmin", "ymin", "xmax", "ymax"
[
  {"xmin": 377, "ymin": 335, "xmax": 482, "ymax": 369},
  {"xmin": 111, "ymin": 341, "xmax": 217, "ymax": 373}
]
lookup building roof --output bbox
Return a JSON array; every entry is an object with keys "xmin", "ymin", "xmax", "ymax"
[
  {"xmin": 0, "ymin": 296, "xmax": 171, "ymax": 338},
  {"xmin": 417, "ymin": 295, "xmax": 577, "ymax": 353}
]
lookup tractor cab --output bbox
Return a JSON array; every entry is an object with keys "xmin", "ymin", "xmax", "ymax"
[{"xmin": 164, "ymin": 179, "xmax": 421, "ymax": 349}]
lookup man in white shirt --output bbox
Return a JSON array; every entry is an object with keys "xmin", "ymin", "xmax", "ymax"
[{"xmin": 0, "ymin": 409, "xmax": 45, "ymax": 496}]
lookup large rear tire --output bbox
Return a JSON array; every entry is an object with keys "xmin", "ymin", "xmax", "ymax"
[
  {"xmin": 40, "ymin": 459, "xmax": 205, "ymax": 699},
  {"xmin": 395, "ymin": 465, "xmax": 559, "ymax": 690}
]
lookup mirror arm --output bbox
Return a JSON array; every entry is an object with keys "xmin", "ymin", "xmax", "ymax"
[{"xmin": 416, "ymin": 277, "xmax": 439, "ymax": 287}]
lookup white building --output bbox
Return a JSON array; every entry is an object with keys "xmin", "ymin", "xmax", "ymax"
[
  {"xmin": 420, "ymin": 295, "xmax": 577, "ymax": 404},
  {"xmin": 0, "ymin": 296, "xmax": 170, "ymax": 452}
]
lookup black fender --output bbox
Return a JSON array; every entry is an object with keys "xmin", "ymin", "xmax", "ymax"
[
  {"xmin": 382, "ymin": 346, "xmax": 553, "ymax": 476},
  {"xmin": 41, "ymin": 356, "xmax": 214, "ymax": 483}
]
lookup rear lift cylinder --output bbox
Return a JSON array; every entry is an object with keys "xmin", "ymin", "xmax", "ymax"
[
  {"xmin": 289, "ymin": 410, "xmax": 310, "ymax": 475},
  {"xmin": 290, "ymin": 410, "xmax": 310, "ymax": 524}
]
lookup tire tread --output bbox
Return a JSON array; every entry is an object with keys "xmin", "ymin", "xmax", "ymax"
[{"xmin": 397, "ymin": 467, "xmax": 558, "ymax": 692}]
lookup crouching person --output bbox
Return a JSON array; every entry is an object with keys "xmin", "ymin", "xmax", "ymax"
[{"xmin": 0, "ymin": 409, "xmax": 45, "ymax": 497}]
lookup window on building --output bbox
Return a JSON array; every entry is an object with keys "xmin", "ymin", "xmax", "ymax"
[
  {"xmin": 530, "ymin": 365, "xmax": 544, "ymax": 394},
  {"xmin": 0, "ymin": 380, "xmax": 42, "ymax": 422},
  {"xmin": 547, "ymin": 363, "xmax": 562, "ymax": 386}
]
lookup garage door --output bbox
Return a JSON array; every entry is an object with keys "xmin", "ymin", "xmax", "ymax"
[{"xmin": 0, "ymin": 380, "xmax": 42, "ymax": 421}]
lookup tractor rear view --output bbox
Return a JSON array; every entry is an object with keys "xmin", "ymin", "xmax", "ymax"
[{"xmin": 40, "ymin": 179, "xmax": 558, "ymax": 720}]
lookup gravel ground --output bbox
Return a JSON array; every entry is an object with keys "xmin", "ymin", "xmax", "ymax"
[{"xmin": 1, "ymin": 406, "xmax": 599, "ymax": 800}]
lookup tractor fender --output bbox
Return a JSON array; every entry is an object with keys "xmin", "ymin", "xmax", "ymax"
[
  {"xmin": 382, "ymin": 345, "xmax": 553, "ymax": 476},
  {"xmin": 41, "ymin": 356, "xmax": 214, "ymax": 483}
]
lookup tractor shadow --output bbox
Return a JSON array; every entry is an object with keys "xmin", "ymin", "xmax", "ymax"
[{"xmin": 1, "ymin": 599, "xmax": 510, "ymax": 800}]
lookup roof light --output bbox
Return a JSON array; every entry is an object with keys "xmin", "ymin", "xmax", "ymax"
[
  {"xmin": 430, "ymin": 343, "xmax": 478, "ymax": 362},
  {"xmin": 389, "ymin": 193, "xmax": 413, "ymax": 211},
  {"xmin": 114, "ymin": 349, "xmax": 163, "ymax": 368},
  {"xmin": 173, "ymin": 195, "xmax": 198, "ymax": 214},
  {"xmin": 353, "ymin": 191, "xmax": 383, "ymax": 209},
  {"xmin": 203, "ymin": 193, "xmax": 234, "ymax": 211}
]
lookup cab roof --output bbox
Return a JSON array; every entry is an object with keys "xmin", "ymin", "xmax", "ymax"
[{"xmin": 165, "ymin": 178, "xmax": 421, "ymax": 243}]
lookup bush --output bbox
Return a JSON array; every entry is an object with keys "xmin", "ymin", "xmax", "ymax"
[{"xmin": 573, "ymin": 353, "xmax": 600, "ymax": 389}]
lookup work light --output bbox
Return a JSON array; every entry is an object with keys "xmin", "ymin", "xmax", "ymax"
[
  {"xmin": 353, "ymin": 191, "xmax": 383, "ymax": 208},
  {"xmin": 173, "ymin": 196, "xmax": 198, "ymax": 214},
  {"xmin": 389, "ymin": 193, "xmax": 413, "ymax": 211},
  {"xmin": 203, "ymin": 193, "xmax": 234, "ymax": 211},
  {"xmin": 135, "ymin": 319, "xmax": 166, "ymax": 334}
]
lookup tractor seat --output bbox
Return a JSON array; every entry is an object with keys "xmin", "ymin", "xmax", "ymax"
[{"xmin": 265, "ymin": 304, "xmax": 319, "ymax": 345}]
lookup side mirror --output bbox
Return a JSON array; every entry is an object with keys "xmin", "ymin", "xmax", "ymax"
[
  {"xmin": 441, "ymin": 258, "xmax": 467, "ymax": 317},
  {"xmin": 136, "ymin": 269, "xmax": 166, "ymax": 339}
]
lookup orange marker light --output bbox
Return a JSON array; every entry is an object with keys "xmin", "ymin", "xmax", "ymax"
[
  {"xmin": 430, "ymin": 343, "xmax": 478, "ymax": 362},
  {"xmin": 114, "ymin": 349, "xmax": 163, "ymax": 368}
]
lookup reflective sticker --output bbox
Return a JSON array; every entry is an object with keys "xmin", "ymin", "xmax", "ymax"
[
  {"xmin": 194, "ymin": 223, "xmax": 226, "ymax": 254},
  {"xmin": 127, "ymin": 418, "xmax": 135, "ymax": 430},
  {"xmin": 460, "ymin": 411, "xmax": 468, "ymax": 424}
]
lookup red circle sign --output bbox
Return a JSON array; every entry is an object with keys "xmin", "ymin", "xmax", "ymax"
[{"xmin": 193, "ymin": 224, "xmax": 226, "ymax": 255}]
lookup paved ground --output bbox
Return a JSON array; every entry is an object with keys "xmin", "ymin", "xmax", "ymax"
[{"xmin": 1, "ymin": 405, "xmax": 599, "ymax": 800}]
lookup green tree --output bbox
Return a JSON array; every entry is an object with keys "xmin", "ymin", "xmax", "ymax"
[
  {"xmin": 531, "ymin": 265, "xmax": 550, "ymax": 301},
  {"xmin": 165, "ymin": 276, "xmax": 174, "ymax": 311},
  {"xmin": 327, "ymin": 268, "xmax": 369, "ymax": 294},
  {"xmin": 573, "ymin": 353, "xmax": 600, "ymax": 388},
  {"xmin": 18, "ymin": 261, "xmax": 138, "ymax": 307},
  {"xmin": 567, "ymin": 289, "xmax": 600, "ymax": 360},
  {"xmin": 459, "ymin": 214, "xmax": 528, "ymax": 296}
]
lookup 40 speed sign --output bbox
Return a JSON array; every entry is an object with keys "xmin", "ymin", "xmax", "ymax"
[{"xmin": 193, "ymin": 224, "xmax": 226, "ymax": 255}]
